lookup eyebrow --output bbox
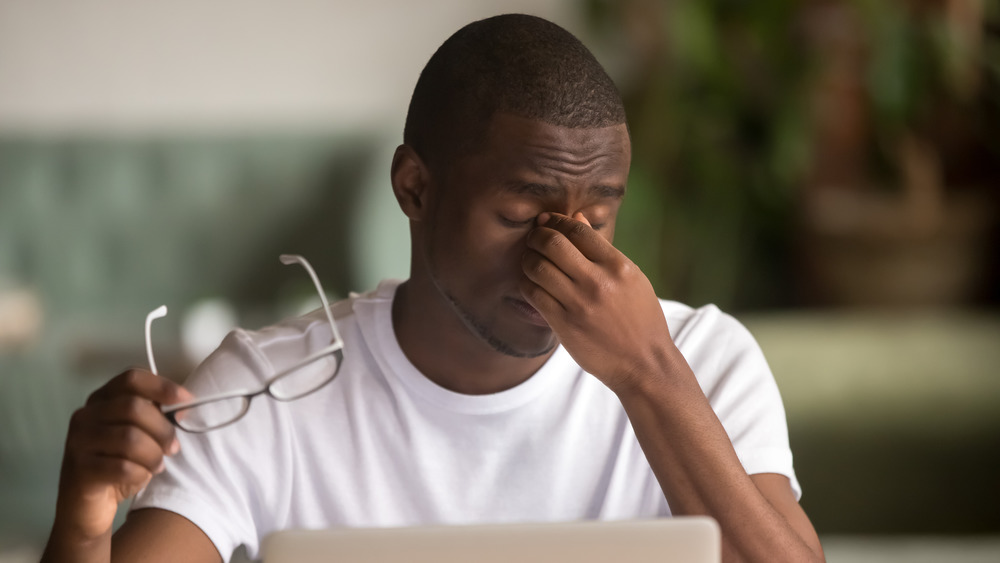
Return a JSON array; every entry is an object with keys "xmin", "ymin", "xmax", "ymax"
[{"xmin": 505, "ymin": 182, "xmax": 624, "ymax": 200}]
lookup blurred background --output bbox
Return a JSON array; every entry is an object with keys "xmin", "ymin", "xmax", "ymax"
[{"xmin": 0, "ymin": 0, "xmax": 997, "ymax": 561}]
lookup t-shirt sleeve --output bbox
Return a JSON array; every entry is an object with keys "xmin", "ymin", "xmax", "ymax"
[
  {"xmin": 668, "ymin": 303, "xmax": 802, "ymax": 500},
  {"xmin": 131, "ymin": 329, "xmax": 283, "ymax": 561}
]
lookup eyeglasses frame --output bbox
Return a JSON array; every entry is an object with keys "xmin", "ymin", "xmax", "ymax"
[{"xmin": 145, "ymin": 254, "xmax": 344, "ymax": 433}]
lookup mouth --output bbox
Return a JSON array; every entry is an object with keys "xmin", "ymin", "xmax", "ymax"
[{"xmin": 505, "ymin": 297, "xmax": 550, "ymax": 328}]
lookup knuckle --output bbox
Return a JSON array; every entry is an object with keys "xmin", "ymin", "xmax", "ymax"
[
  {"xmin": 123, "ymin": 396, "xmax": 147, "ymax": 420},
  {"xmin": 122, "ymin": 369, "xmax": 143, "ymax": 389},
  {"xmin": 158, "ymin": 377, "xmax": 178, "ymax": 399},
  {"xmin": 544, "ymin": 230, "xmax": 565, "ymax": 250},
  {"xmin": 610, "ymin": 257, "xmax": 633, "ymax": 278},
  {"xmin": 527, "ymin": 256, "xmax": 547, "ymax": 277},
  {"xmin": 528, "ymin": 229, "xmax": 566, "ymax": 252},
  {"xmin": 110, "ymin": 458, "xmax": 139, "ymax": 480},
  {"xmin": 120, "ymin": 425, "xmax": 144, "ymax": 449},
  {"xmin": 568, "ymin": 222, "xmax": 589, "ymax": 239}
]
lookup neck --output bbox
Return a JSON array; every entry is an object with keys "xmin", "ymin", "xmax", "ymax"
[{"xmin": 391, "ymin": 278, "xmax": 553, "ymax": 395}]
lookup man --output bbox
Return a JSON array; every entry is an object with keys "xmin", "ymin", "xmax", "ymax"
[{"xmin": 43, "ymin": 14, "xmax": 824, "ymax": 563}]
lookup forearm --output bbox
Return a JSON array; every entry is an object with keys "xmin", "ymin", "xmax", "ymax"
[
  {"xmin": 41, "ymin": 517, "xmax": 111, "ymax": 563},
  {"xmin": 519, "ymin": 212, "xmax": 821, "ymax": 559},
  {"xmin": 615, "ymin": 346, "xmax": 823, "ymax": 563}
]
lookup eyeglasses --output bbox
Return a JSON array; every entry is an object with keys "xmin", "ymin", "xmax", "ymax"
[{"xmin": 145, "ymin": 254, "xmax": 344, "ymax": 432}]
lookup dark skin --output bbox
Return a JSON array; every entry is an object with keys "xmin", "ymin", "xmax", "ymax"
[
  {"xmin": 42, "ymin": 370, "xmax": 218, "ymax": 563},
  {"xmin": 392, "ymin": 113, "xmax": 824, "ymax": 562},
  {"xmin": 43, "ymin": 113, "xmax": 823, "ymax": 563},
  {"xmin": 391, "ymin": 113, "xmax": 630, "ymax": 394}
]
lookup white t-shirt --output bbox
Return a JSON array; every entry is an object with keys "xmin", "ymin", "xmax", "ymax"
[{"xmin": 132, "ymin": 280, "xmax": 799, "ymax": 561}]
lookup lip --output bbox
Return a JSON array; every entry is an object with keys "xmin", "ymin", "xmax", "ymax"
[{"xmin": 506, "ymin": 297, "xmax": 550, "ymax": 327}]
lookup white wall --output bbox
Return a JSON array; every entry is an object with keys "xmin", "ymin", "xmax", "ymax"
[{"xmin": 0, "ymin": 0, "xmax": 581, "ymax": 133}]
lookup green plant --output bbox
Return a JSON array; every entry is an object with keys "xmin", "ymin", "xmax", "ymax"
[
  {"xmin": 586, "ymin": 0, "xmax": 998, "ymax": 308},
  {"xmin": 586, "ymin": 0, "xmax": 812, "ymax": 309}
]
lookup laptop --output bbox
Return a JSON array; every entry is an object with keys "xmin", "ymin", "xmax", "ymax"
[{"xmin": 261, "ymin": 517, "xmax": 720, "ymax": 563}]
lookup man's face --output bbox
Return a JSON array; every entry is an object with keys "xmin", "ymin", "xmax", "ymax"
[{"xmin": 419, "ymin": 113, "xmax": 631, "ymax": 358}]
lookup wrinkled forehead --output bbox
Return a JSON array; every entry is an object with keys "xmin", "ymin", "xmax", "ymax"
[
  {"xmin": 478, "ymin": 114, "xmax": 631, "ymax": 168},
  {"xmin": 435, "ymin": 114, "xmax": 630, "ymax": 207}
]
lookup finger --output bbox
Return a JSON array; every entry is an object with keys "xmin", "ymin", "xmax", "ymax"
[
  {"xmin": 83, "ymin": 455, "xmax": 157, "ymax": 494},
  {"xmin": 89, "ymin": 369, "xmax": 195, "ymax": 407},
  {"xmin": 525, "ymin": 223, "xmax": 591, "ymax": 283},
  {"xmin": 92, "ymin": 395, "xmax": 179, "ymax": 454},
  {"xmin": 87, "ymin": 424, "xmax": 171, "ymax": 475},
  {"xmin": 521, "ymin": 248, "xmax": 576, "ymax": 307},
  {"xmin": 534, "ymin": 212, "xmax": 614, "ymax": 263},
  {"xmin": 518, "ymin": 277, "xmax": 565, "ymax": 323}
]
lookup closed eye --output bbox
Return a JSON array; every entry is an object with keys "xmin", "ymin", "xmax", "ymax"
[{"xmin": 499, "ymin": 215, "xmax": 535, "ymax": 228}]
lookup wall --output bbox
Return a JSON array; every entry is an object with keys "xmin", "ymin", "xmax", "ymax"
[{"xmin": 0, "ymin": 0, "xmax": 581, "ymax": 133}]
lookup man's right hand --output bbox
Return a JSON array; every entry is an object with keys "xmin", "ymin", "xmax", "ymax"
[{"xmin": 49, "ymin": 369, "xmax": 194, "ymax": 548}]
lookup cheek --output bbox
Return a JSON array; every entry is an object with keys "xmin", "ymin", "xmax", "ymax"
[
  {"xmin": 468, "ymin": 211, "xmax": 530, "ymax": 275},
  {"xmin": 429, "ymin": 204, "xmax": 526, "ymax": 281},
  {"xmin": 603, "ymin": 220, "xmax": 618, "ymax": 245}
]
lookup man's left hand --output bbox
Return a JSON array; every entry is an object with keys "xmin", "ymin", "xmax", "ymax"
[{"xmin": 519, "ymin": 212, "xmax": 674, "ymax": 392}]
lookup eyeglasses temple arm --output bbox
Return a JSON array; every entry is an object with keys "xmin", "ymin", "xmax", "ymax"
[
  {"xmin": 279, "ymin": 254, "xmax": 342, "ymax": 344},
  {"xmin": 145, "ymin": 305, "xmax": 168, "ymax": 375}
]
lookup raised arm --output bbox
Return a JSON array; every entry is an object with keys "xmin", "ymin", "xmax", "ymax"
[
  {"xmin": 520, "ymin": 212, "xmax": 824, "ymax": 563},
  {"xmin": 41, "ymin": 369, "xmax": 221, "ymax": 563}
]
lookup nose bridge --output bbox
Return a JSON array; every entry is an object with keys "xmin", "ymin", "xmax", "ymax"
[
  {"xmin": 557, "ymin": 186, "xmax": 589, "ymax": 218},
  {"xmin": 538, "ymin": 198, "xmax": 576, "ymax": 219},
  {"xmin": 541, "ymin": 176, "xmax": 587, "ymax": 217}
]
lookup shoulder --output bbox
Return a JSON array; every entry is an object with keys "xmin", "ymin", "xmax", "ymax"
[
  {"xmin": 186, "ymin": 282, "xmax": 396, "ymax": 388},
  {"xmin": 235, "ymin": 281, "xmax": 401, "ymax": 360},
  {"xmin": 657, "ymin": 299, "xmax": 753, "ymax": 350},
  {"xmin": 656, "ymin": 299, "xmax": 771, "ymax": 395}
]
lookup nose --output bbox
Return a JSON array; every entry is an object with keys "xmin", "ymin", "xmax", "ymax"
[{"xmin": 536, "ymin": 210, "xmax": 592, "ymax": 227}]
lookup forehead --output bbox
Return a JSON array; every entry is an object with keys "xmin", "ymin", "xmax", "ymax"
[
  {"xmin": 478, "ymin": 113, "xmax": 631, "ymax": 166},
  {"xmin": 442, "ymin": 114, "xmax": 630, "ymax": 198}
]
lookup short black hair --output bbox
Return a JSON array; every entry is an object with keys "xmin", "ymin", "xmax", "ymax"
[{"xmin": 403, "ymin": 14, "xmax": 626, "ymax": 171}]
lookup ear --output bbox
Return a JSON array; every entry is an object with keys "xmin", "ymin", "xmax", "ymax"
[{"xmin": 390, "ymin": 144, "xmax": 432, "ymax": 221}]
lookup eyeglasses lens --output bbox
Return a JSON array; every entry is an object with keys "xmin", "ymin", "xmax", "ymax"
[
  {"xmin": 175, "ymin": 396, "xmax": 250, "ymax": 433},
  {"xmin": 268, "ymin": 350, "xmax": 342, "ymax": 401}
]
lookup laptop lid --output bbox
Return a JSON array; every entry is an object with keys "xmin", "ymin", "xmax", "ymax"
[{"xmin": 261, "ymin": 517, "xmax": 720, "ymax": 563}]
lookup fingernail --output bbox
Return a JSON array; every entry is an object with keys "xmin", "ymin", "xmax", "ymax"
[
  {"xmin": 537, "ymin": 212, "xmax": 551, "ymax": 224},
  {"xmin": 168, "ymin": 438, "xmax": 180, "ymax": 455},
  {"xmin": 155, "ymin": 459, "xmax": 166, "ymax": 474}
]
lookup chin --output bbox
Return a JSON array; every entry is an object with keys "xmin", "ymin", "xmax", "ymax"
[
  {"xmin": 443, "ymin": 288, "xmax": 557, "ymax": 358},
  {"xmin": 487, "ymin": 332, "xmax": 558, "ymax": 359}
]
